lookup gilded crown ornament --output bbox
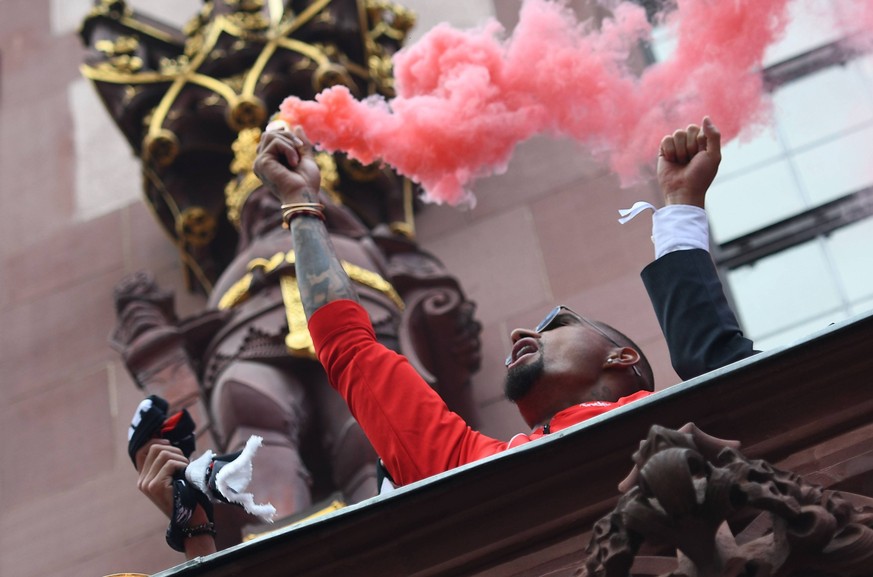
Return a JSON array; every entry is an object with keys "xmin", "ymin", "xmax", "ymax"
[
  {"xmin": 81, "ymin": 0, "xmax": 416, "ymax": 294},
  {"xmin": 101, "ymin": 1, "xmax": 484, "ymax": 547}
]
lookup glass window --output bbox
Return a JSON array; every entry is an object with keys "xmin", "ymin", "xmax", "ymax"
[
  {"xmin": 773, "ymin": 63, "xmax": 873, "ymax": 150},
  {"xmin": 708, "ymin": 160, "xmax": 805, "ymax": 243},
  {"xmin": 851, "ymin": 297, "xmax": 873, "ymax": 316},
  {"xmin": 855, "ymin": 53, "xmax": 873, "ymax": 84},
  {"xmin": 754, "ymin": 309, "xmax": 848, "ymax": 351},
  {"xmin": 793, "ymin": 124, "xmax": 873, "ymax": 206},
  {"xmin": 718, "ymin": 128, "xmax": 784, "ymax": 178},
  {"xmin": 826, "ymin": 218, "xmax": 873, "ymax": 303},
  {"xmin": 726, "ymin": 240, "xmax": 843, "ymax": 339}
]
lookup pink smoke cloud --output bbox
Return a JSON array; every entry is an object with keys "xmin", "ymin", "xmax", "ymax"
[
  {"xmin": 279, "ymin": 0, "xmax": 864, "ymax": 206},
  {"xmin": 865, "ymin": 2, "xmax": 873, "ymax": 34}
]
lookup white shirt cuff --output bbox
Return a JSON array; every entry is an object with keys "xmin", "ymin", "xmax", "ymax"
[{"xmin": 652, "ymin": 204, "xmax": 709, "ymax": 259}]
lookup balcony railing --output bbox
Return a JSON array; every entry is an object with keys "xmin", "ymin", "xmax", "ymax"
[{"xmin": 151, "ymin": 308, "xmax": 873, "ymax": 577}]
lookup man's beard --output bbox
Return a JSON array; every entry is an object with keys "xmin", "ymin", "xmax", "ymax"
[{"xmin": 504, "ymin": 353, "xmax": 544, "ymax": 402}]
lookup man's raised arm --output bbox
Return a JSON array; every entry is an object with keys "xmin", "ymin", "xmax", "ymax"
[
  {"xmin": 253, "ymin": 124, "xmax": 506, "ymax": 487},
  {"xmin": 253, "ymin": 124, "xmax": 358, "ymax": 318},
  {"xmin": 641, "ymin": 118, "xmax": 758, "ymax": 380}
]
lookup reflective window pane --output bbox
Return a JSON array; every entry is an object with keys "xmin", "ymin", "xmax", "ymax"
[
  {"xmin": 826, "ymin": 218, "xmax": 873, "ymax": 303},
  {"xmin": 793, "ymin": 124, "xmax": 873, "ymax": 206},
  {"xmin": 851, "ymin": 296, "xmax": 873, "ymax": 316},
  {"xmin": 727, "ymin": 240, "xmax": 843, "ymax": 339},
  {"xmin": 754, "ymin": 309, "xmax": 848, "ymax": 351},
  {"xmin": 855, "ymin": 53, "xmax": 873, "ymax": 84},
  {"xmin": 708, "ymin": 160, "xmax": 805, "ymax": 243},
  {"xmin": 773, "ymin": 64, "xmax": 873, "ymax": 150},
  {"xmin": 719, "ymin": 127, "xmax": 785, "ymax": 178}
]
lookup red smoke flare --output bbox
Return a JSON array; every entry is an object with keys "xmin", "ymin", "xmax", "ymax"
[{"xmin": 279, "ymin": 0, "xmax": 868, "ymax": 207}]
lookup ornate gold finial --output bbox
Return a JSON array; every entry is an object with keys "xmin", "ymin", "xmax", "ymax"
[
  {"xmin": 313, "ymin": 61, "xmax": 359, "ymax": 94},
  {"xmin": 87, "ymin": 0, "xmax": 133, "ymax": 20},
  {"xmin": 96, "ymin": 54, "xmax": 143, "ymax": 74},
  {"xmin": 228, "ymin": 0, "xmax": 266, "ymax": 11},
  {"xmin": 182, "ymin": 1, "xmax": 218, "ymax": 57},
  {"xmin": 94, "ymin": 35, "xmax": 143, "ymax": 73},
  {"xmin": 143, "ymin": 129, "xmax": 180, "ymax": 167},
  {"xmin": 370, "ymin": 0, "xmax": 416, "ymax": 30},
  {"xmin": 367, "ymin": 53, "xmax": 394, "ymax": 95},
  {"xmin": 229, "ymin": 12, "xmax": 270, "ymax": 32},
  {"xmin": 226, "ymin": 0, "xmax": 270, "ymax": 31},
  {"xmin": 225, "ymin": 127, "xmax": 263, "ymax": 229},
  {"xmin": 182, "ymin": 2, "xmax": 214, "ymax": 37},
  {"xmin": 95, "ymin": 35, "xmax": 139, "ymax": 56},
  {"xmin": 364, "ymin": 0, "xmax": 416, "ymax": 96},
  {"xmin": 228, "ymin": 95, "xmax": 268, "ymax": 131},
  {"xmin": 158, "ymin": 54, "xmax": 191, "ymax": 76},
  {"xmin": 176, "ymin": 206, "xmax": 218, "ymax": 247}
]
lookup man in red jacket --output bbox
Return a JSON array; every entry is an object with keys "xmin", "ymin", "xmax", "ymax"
[{"xmin": 247, "ymin": 121, "xmax": 701, "ymax": 488}]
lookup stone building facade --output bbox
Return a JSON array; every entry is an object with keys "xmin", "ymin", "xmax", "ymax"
[{"xmin": 9, "ymin": 1, "xmax": 868, "ymax": 575}]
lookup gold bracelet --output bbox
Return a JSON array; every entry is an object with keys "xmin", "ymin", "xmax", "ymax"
[
  {"xmin": 282, "ymin": 204, "xmax": 326, "ymax": 228},
  {"xmin": 280, "ymin": 202, "xmax": 325, "ymax": 211}
]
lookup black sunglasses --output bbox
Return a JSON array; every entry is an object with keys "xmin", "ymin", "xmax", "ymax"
[{"xmin": 509, "ymin": 305, "xmax": 643, "ymax": 386}]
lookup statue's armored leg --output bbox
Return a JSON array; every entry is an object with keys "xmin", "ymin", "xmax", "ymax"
[
  {"xmin": 211, "ymin": 360, "xmax": 314, "ymax": 531},
  {"xmin": 312, "ymin": 377, "xmax": 380, "ymax": 503}
]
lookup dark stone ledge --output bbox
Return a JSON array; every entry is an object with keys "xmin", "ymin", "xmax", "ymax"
[{"xmin": 153, "ymin": 309, "xmax": 873, "ymax": 577}]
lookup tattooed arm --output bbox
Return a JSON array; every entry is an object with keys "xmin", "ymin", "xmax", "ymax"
[
  {"xmin": 252, "ymin": 126, "xmax": 503, "ymax": 485},
  {"xmin": 253, "ymin": 125, "xmax": 358, "ymax": 318}
]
